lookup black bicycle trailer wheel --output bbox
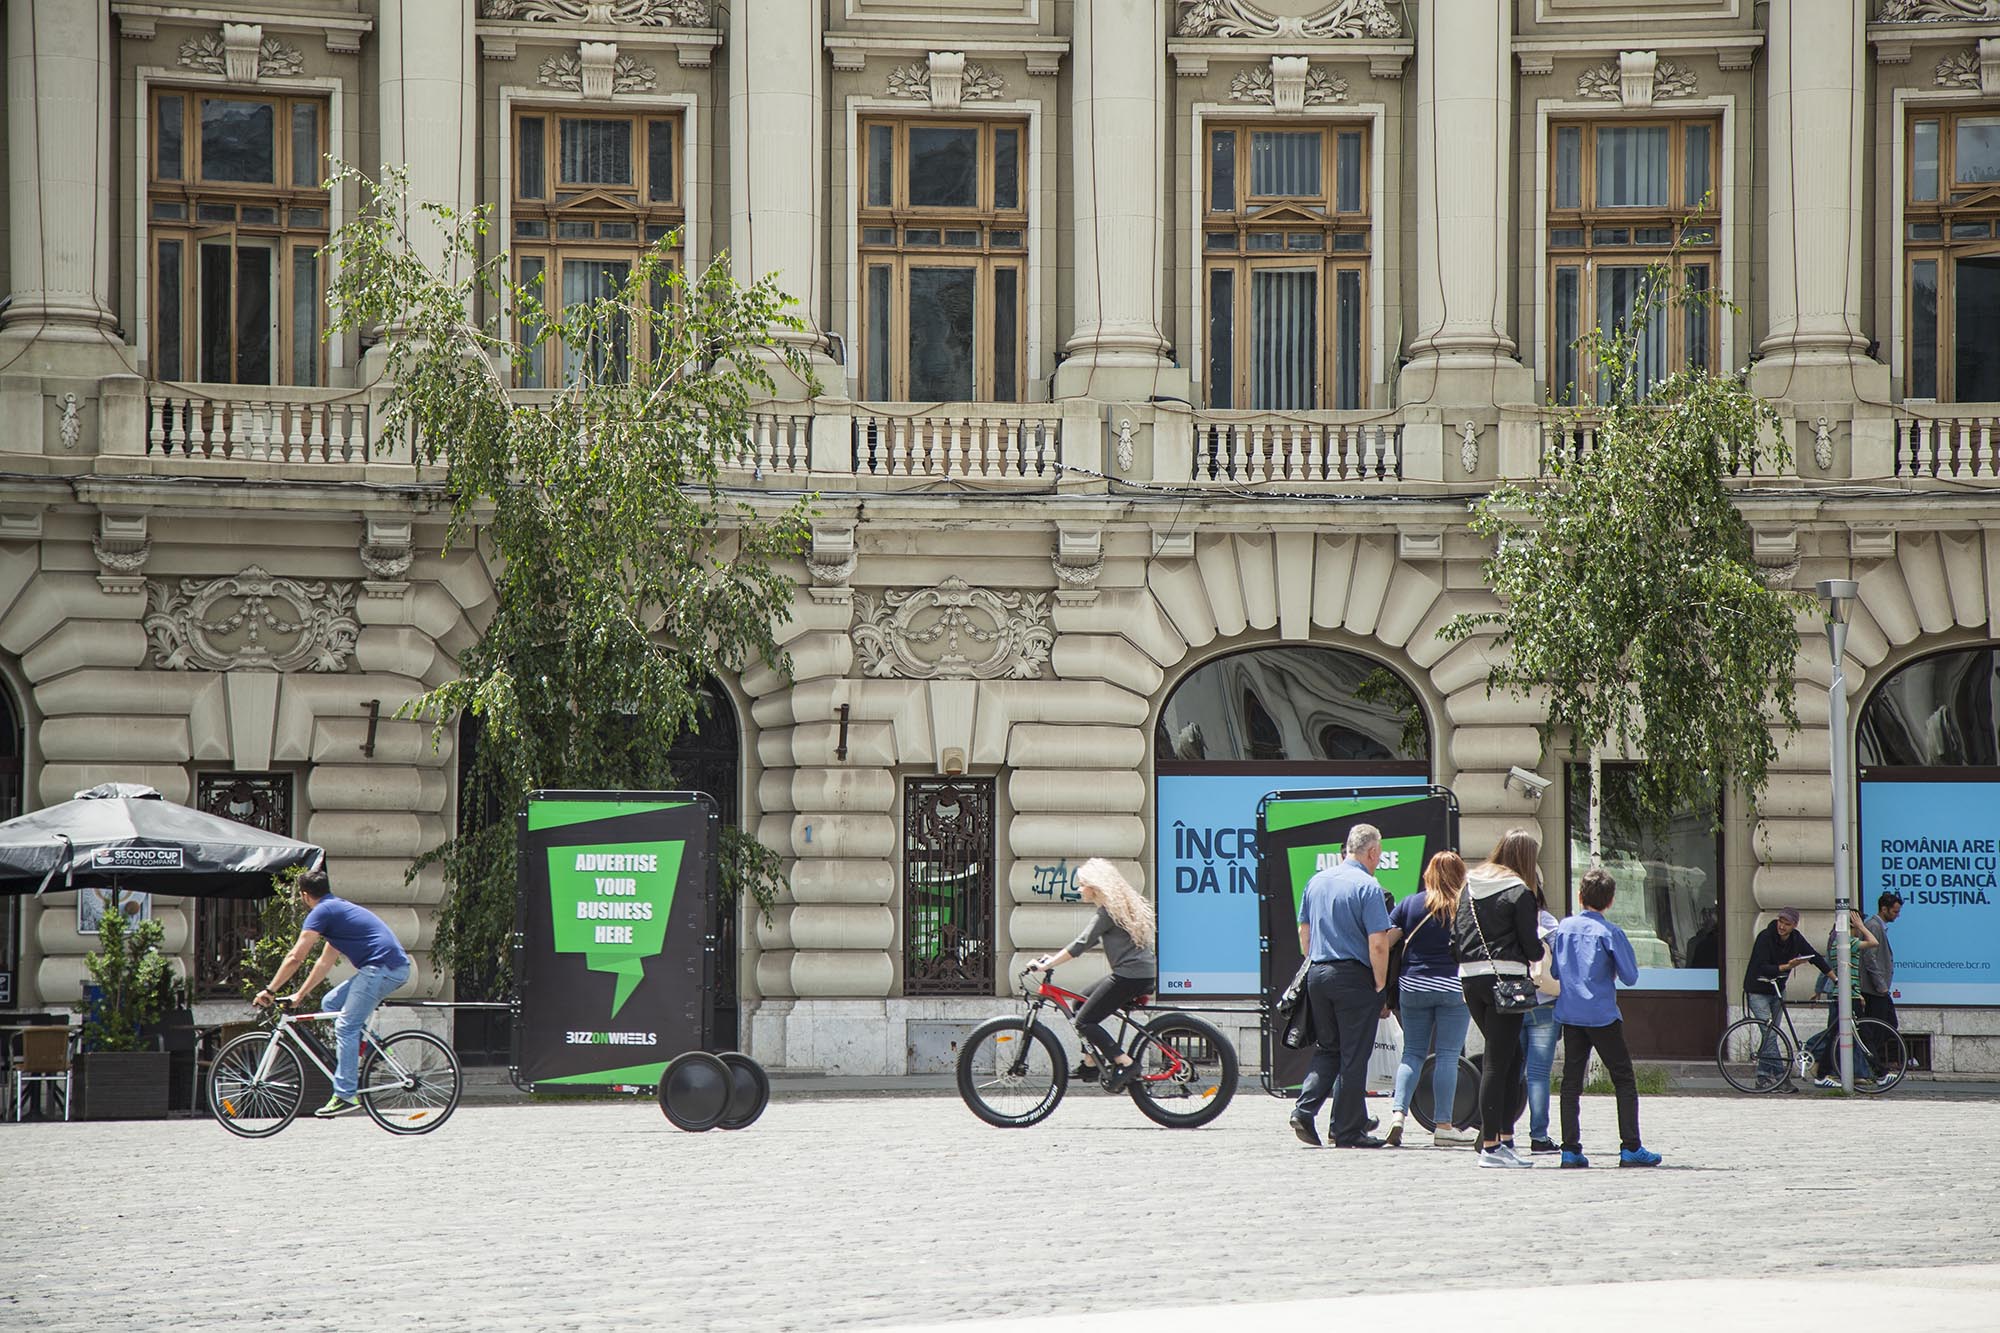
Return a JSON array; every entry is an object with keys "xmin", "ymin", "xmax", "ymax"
[{"xmin": 658, "ymin": 1051, "xmax": 732, "ymax": 1131}]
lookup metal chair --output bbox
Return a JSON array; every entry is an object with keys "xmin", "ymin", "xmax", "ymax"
[{"xmin": 10, "ymin": 1026, "xmax": 73, "ymax": 1121}]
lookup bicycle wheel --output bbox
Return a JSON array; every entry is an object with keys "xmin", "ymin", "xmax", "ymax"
[
  {"xmin": 1408, "ymin": 1054, "xmax": 1481, "ymax": 1133},
  {"xmin": 1126, "ymin": 1013, "xmax": 1238, "ymax": 1129},
  {"xmin": 1853, "ymin": 1018, "xmax": 1908, "ymax": 1094},
  {"xmin": 1717, "ymin": 1018, "xmax": 1796, "ymax": 1094},
  {"xmin": 956, "ymin": 1017, "xmax": 1066, "ymax": 1128},
  {"xmin": 209, "ymin": 1033, "xmax": 304, "ymax": 1138},
  {"xmin": 359, "ymin": 1030, "xmax": 462, "ymax": 1134}
]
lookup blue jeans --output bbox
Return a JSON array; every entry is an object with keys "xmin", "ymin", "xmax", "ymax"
[
  {"xmin": 1390, "ymin": 987, "xmax": 1472, "ymax": 1123},
  {"xmin": 1746, "ymin": 990, "xmax": 1788, "ymax": 1082},
  {"xmin": 325, "ymin": 961, "xmax": 411, "ymax": 1098},
  {"xmin": 1521, "ymin": 1004, "xmax": 1559, "ymax": 1141}
]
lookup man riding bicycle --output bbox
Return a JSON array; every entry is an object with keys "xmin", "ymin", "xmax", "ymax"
[{"xmin": 255, "ymin": 870, "xmax": 412, "ymax": 1118}]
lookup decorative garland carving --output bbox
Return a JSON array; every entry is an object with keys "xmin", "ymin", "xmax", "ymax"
[
  {"xmin": 482, "ymin": 0, "xmax": 713, "ymax": 24},
  {"xmin": 886, "ymin": 60, "xmax": 1005, "ymax": 104},
  {"xmin": 1176, "ymin": 0, "xmax": 1403, "ymax": 39},
  {"xmin": 1936, "ymin": 48, "xmax": 1982, "ymax": 86},
  {"xmin": 177, "ymin": 32, "xmax": 303, "ymax": 79},
  {"xmin": 144, "ymin": 567, "xmax": 360, "ymax": 672},
  {"xmin": 1458, "ymin": 421, "xmax": 1481, "ymax": 476},
  {"xmin": 1229, "ymin": 65, "xmax": 1349, "ymax": 105},
  {"xmin": 58, "ymin": 393, "xmax": 81, "ymax": 450},
  {"xmin": 1577, "ymin": 59, "xmax": 1697, "ymax": 103},
  {"xmin": 538, "ymin": 51, "xmax": 658, "ymax": 93},
  {"xmin": 1877, "ymin": 1, "xmax": 2000, "ymax": 21},
  {"xmin": 851, "ymin": 577, "xmax": 1053, "ymax": 681}
]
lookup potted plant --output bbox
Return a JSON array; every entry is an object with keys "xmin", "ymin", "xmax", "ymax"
[{"xmin": 73, "ymin": 901, "xmax": 176, "ymax": 1119}]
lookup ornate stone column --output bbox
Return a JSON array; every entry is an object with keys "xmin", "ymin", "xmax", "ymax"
[
  {"xmin": 375, "ymin": 0, "xmax": 478, "ymax": 280},
  {"xmin": 1753, "ymin": 0, "xmax": 1886, "ymax": 404},
  {"xmin": 728, "ymin": 0, "xmax": 834, "ymax": 383},
  {"xmin": 2, "ymin": 0, "xmax": 117, "ymax": 345},
  {"xmin": 1399, "ymin": 0, "xmax": 1530, "ymax": 404},
  {"xmin": 1054, "ymin": 0, "xmax": 1180, "ymax": 400}
]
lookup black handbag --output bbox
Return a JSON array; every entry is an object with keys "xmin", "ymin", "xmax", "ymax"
[
  {"xmin": 1276, "ymin": 959, "xmax": 1316, "ymax": 1049},
  {"xmin": 1461, "ymin": 886, "xmax": 1539, "ymax": 1014}
]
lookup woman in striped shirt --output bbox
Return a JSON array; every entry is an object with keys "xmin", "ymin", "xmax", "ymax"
[{"xmin": 1383, "ymin": 851, "xmax": 1480, "ymax": 1147}]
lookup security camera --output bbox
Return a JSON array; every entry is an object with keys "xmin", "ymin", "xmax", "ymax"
[{"xmin": 1505, "ymin": 766, "xmax": 1552, "ymax": 799}]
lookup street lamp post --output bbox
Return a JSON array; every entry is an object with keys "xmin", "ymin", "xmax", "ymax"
[{"xmin": 1817, "ymin": 578, "xmax": 1859, "ymax": 1094}]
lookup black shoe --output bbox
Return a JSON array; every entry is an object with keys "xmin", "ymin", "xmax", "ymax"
[
  {"xmin": 1289, "ymin": 1113, "xmax": 1323, "ymax": 1147},
  {"xmin": 1335, "ymin": 1135, "xmax": 1388, "ymax": 1149},
  {"xmin": 1529, "ymin": 1138, "xmax": 1560, "ymax": 1155},
  {"xmin": 1069, "ymin": 1061, "xmax": 1098, "ymax": 1081},
  {"xmin": 1105, "ymin": 1063, "xmax": 1137, "ymax": 1092},
  {"xmin": 1365, "ymin": 1115, "xmax": 1380, "ymax": 1133}
]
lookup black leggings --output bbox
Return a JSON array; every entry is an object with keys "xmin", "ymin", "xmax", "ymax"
[
  {"xmin": 1462, "ymin": 976, "xmax": 1527, "ymax": 1142},
  {"xmin": 1075, "ymin": 974, "xmax": 1153, "ymax": 1062}
]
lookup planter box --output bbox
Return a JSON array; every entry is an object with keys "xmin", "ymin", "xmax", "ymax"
[{"xmin": 75, "ymin": 1051, "xmax": 171, "ymax": 1121}]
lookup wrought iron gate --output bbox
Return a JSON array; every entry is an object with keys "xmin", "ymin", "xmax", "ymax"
[
  {"xmin": 193, "ymin": 772, "xmax": 293, "ymax": 997},
  {"xmin": 902, "ymin": 778, "xmax": 996, "ymax": 996}
]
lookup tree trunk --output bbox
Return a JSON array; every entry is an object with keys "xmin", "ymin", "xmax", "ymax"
[{"xmin": 1588, "ymin": 748, "xmax": 1604, "ymax": 868}]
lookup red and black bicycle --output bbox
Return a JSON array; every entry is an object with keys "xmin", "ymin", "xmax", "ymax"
[{"xmin": 956, "ymin": 968, "xmax": 1238, "ymax": 1129}]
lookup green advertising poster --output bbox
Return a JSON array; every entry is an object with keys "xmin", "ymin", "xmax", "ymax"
[
  {"xmin": 1256, "ymin": 787, "xmax": 1458, "ymax": 1096},
  {"xmin": 514, "ymin": 792, "xmax": 717, "ymax": 1092}
]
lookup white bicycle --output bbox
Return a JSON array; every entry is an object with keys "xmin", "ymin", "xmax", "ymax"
[{"xmin": 208, "ymin": 1004, "xmax": 462, "ymax": 1137}]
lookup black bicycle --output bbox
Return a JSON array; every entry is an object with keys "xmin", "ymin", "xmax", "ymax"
[
  {"xmin": 957, "ymin": 968, "xmax": 1238, "ymax": 1129},
  {"xmin": 1716, "ymin": 981, "xmax": 1907, "ymax": 1094}
]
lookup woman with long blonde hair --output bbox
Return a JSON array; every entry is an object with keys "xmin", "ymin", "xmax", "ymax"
[
  {"xmin": 1383, "ymin": 851, "xmax": 1478, "ymax": 1148},
  {"xmin": 1030, "ymin": 858, "xmax": 1158, "ymax": 1089}
]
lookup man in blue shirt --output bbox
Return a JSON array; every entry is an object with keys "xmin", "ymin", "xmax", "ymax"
[
  {"xmin": 1548, "ymin": 868, "xmax": 1659, "ymax": 1168},
  {"xmin": 256, "ymin": 870, "xmax": 412, "ymax": 1118},
  {"xmin": 1289, "ymin": 824, "xmax": 1393, "ymax": 1148}
]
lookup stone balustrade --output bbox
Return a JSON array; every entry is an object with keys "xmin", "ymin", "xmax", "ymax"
[
  {"xmin": 1189, "ymin": 411, "xmax": 1402, "ymax": 486},
  {"xmin": 1893, "ymin": 413, "xmax": 2000, "ymax": 481},
  {"xmin": 145, "ymin": 387, "xmax": 373, "ymax": 466},
  {"xmin": 847, "ymin": 406, "xmax": 1064, "ymax": 483}
]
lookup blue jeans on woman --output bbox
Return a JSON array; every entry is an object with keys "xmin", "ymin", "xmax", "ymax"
[
  {"xmin": 1391, "ymin": 986, "xmax": 1473, "ymax": 1123},
  {"xmin": 1521, "ymin": 1003, "xmax": 1559, "ymax": 1142},
  {"xmin": 325, "ymin": 960, "xmax": 412, "ymax": 1098}
]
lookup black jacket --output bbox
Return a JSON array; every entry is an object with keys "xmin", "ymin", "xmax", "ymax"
[
  {"xmin": 1742, "ymin": 922, "xmax": 1830, "ymax": 998},
  {"xmin": 1452, "ymin": 868, "xmax": 1545, "ymax": 972}
]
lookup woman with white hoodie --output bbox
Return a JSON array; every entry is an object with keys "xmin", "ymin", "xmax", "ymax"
[{"xmin": 1451, "ymin": 828, "xmax": 1547, "ymax": 1168}]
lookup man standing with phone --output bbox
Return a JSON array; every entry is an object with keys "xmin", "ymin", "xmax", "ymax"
[{"xmin": 1288, "ymin": 824, "xmax": 1394, "ymax": 1150}]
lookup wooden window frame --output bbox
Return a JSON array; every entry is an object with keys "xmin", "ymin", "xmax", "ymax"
[
  {"xmin": 148, "ymin": 87, "xmax": 330, "ymax": 386},
  {"xmin": 855, "ymin": 117, "xmax": 1029, "ymax": 403},
  {"xmin": 1546, "ymin": 116, "xmax": 1722, "ymax": 405},
  {"xmin": 511, "ymin": 108, "xmax": 685, "ymax": 387},
  {"xmin": 1903, "ymin": 107, "xmax": 2000, "ymax": 403},
  {"xmin": 1201, "ymin": 122, "xmax": 1372, "ymax": 411}
]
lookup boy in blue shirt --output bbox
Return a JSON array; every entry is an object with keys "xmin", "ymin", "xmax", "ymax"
[{"xmin": 1548, "ymin": 868, "xmax": 1660, "ymax": 1168}]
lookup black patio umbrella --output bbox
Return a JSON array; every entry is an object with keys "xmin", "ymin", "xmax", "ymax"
[{"xmin": 0, "ymin": 783, "xmax": 324, "ymax": 899}]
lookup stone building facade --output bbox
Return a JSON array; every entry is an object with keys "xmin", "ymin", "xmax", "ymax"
[{"xmin": 5, "ymin": 0, "xmax": 2000, "ymax": 1074}]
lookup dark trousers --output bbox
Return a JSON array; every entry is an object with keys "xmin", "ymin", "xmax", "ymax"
[
  {"xmin": 1075, "ymin": 973, "xmax": 1153, "ymax": 1062},
  {"xmin": 1863, "ymin": 991, "xmax": 1898, "ymax": 1029},
  {"xmin": 1462, "ymin": 976, "xmax": 1526, "ymax": 1143},
  {"xmin": 1294, "ymin": 960, "xmax": 1381, "ymax": 1145},
  {"xmin": 1560, "ymin": 1019, "xmax": 1640, "ymax": 1153}
]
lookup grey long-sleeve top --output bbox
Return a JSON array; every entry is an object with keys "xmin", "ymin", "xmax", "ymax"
[{"xmin": 1067, "ymin": 907, "xmax": 1158, "ymax": 979}]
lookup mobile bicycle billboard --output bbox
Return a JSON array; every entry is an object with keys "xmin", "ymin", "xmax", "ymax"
[
  {"xmin": 1256, "ymin": 786, "xmax": 1459, "ymax": 1095},
  {"xmin": 513, "ymin": 791, "xmax": 718, "ymax": 1091}
]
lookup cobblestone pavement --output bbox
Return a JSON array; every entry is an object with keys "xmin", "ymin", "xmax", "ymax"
[{"xmin": 5, "ymin": 1090, "xmax": 1997, "ymax": 1332}]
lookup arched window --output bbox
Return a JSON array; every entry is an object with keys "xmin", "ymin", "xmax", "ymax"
[
  {"xmin": 1859, "ymin": 645, "xmax": 2000, "ymax": 769},
  {"xmin": 1153, "ymin": 647, "xmax": 1429, "ymax": 997}
]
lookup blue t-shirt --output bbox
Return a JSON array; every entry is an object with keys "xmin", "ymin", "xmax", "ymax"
[
  {"xmin": 1389, "ymin": 893, "xmax": 1459, "ymax": 988},
  {"xmin": 303, "ymin": 896, "xmax": 409, "ymax": 971},
  {"xmin": 1298, "ymin": 858, "xmax": 1392, "ymax": 964}
]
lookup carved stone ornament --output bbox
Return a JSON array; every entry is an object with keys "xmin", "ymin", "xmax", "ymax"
[
  {"xmin": 179, "ymin": 26, "xmax": 305, "ymax": 81},
  {"xmin": 94, "ymin": 513, "xmax": 151, "ymax": 597},
  {"xmin": 1578, "ymin": 53, "xmax": 1697, "ymax": 106},
  {"xmin": 1814, "ymin": 416, "xmax": 1837, "ymax": 471},
  {"xmin": 481, "ymin": 0, "xmax": 713, "ymax": 25},
  {"xmin": 1458, "ymin": 420, "xmax": 1481, "ymax": 476},
  {"xmin": 539, "ymin": 46, "xmax": 658, "ymax": 96},
  {"xmin": 359, "ymin": 516, "xmax": 415, "ymax": 600},
  {"xmin": 851, "ymin": 577, "xmax": 1054, "ymax": 681},
  {"xmin": 144, "ymin": 567, "xmax": 361, "ymax": 673},
  {"xmin": 1115, "ymin": 419, "xmax": 1136, "ymax": 472},
  {"xmin": 1052, "ymin": 527, "xmax": 1105, "ymax": 604},
  {"xmin": 887, "ymin": 54, "xmax": 1004, "ymax": 109},
  {"xmin": 1229, "ymin": 61, "xmax": 1349, "ymax": 108},
  {"xmin": 1936, "ymin": 42, "xmax": 2000, "ymax": 94},
  {"xmin": 1177, "ymin": 0, "xmax": 1404, "ymax": 39},
  {"xmin": 58, "ymin": 393, "xmax": 81, "ymax": 450},
  {"xmin": 1877, "ymin": 1, "xmax": 2000, "ymax": 21}
]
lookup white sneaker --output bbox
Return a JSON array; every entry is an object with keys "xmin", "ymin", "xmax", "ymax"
[
  {"xmin": 1475, "ymin": 1143, "xmax": 1533, "ymax": 1168},
  {"xmin": 1384, "ymin": 1110, "xmax": 1406, "ymax": 1147},
  {"xmin": 1433, "ymin": 1124, "xmax": 1480, "ymax": 1148}
]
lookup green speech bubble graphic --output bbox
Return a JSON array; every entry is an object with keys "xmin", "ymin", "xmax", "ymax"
[{"xmin": 546, "ymin": 838, "xmax": 685, "ymax": 1018}]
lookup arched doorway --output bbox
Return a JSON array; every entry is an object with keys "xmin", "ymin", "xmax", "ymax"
[
  {"xmin": 0, "ymin": 678, "xmax": 21, "ymax": 1006},
  {"xmin": 1153, "ymin": 645, "xmax": 1430, "ymax": 996},
  {"xmin": 1857, "ymin": 645, "xmax": 2000, "ymax": 1012}
]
